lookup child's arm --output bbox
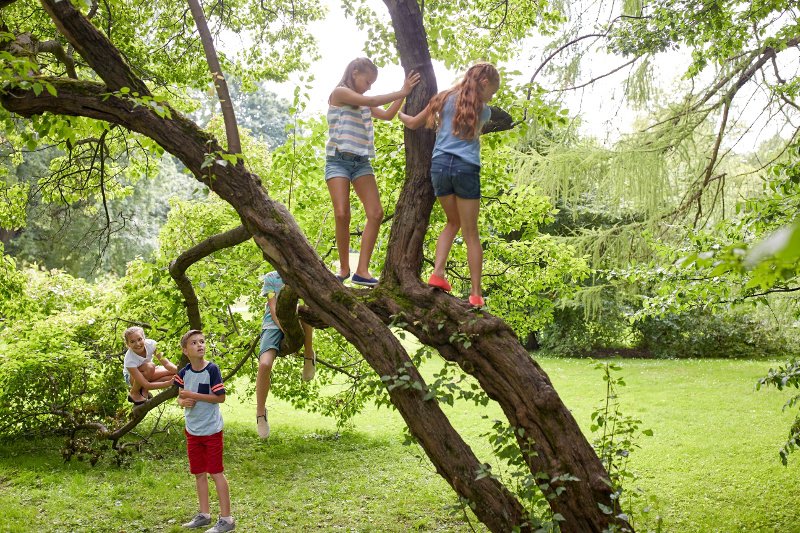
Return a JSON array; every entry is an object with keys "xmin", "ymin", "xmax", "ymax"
[
  {"xmin": 268, "ymin": 295, "xmax": 282, "ymax": 332},
  {"xmin": 173, "ymin": 372, "xmax": 195, "ymax": 407},
  {"xmin": 398, "ymin": 104, "xmax": 432, "ymax": 130},
  {"xmin": 330, "ymin": 71, "xmax": 419, "ymax": 109},
  {"xmin": 155, "ymin": 351, "xmax": 178, "ymax": 373},
  {"xmin": 179, "ymin": 389, "xmax": 226, "ymax": 404},
  {"xmin": 371, "ymin": 72, "xmax": 421, "ymax": 120}
]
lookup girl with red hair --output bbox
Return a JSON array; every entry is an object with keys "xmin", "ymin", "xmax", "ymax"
[{"xmin": 399, "ymin": 63, "xmax": 500, "ymax": 307}]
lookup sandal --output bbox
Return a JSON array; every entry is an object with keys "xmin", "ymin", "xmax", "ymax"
[
  {"xmin": 127, "ymin": 394, "xmax": 146, "ymax": 406},
  {"xmin": 256, "ymin": 412, "xmax": 270, "ymax": 439},
  {"xmin": 302, "ymin": 352, "xmax": 316, "ymax": 382}
]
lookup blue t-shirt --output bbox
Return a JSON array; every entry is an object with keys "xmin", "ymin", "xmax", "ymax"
[
  {"xmin": 432, "ymin": 93, "xmax": 491, "ymax": 167},
  {"xmin": 261, "ymin": 271, "xmax": 284, "ymax": 330},
  {"xmin": 174, "ymin": 361, "xmax": 225, "ymax": 436}
]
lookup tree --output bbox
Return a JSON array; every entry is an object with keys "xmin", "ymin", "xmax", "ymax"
[{"xmin": 0, "ymin": 0, "xmax": 623, "ymax": 530}]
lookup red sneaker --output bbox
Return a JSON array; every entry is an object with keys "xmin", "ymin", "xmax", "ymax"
[
  {"xmin": 468, "ymin": 295, "xmax": 485, "ymax": 307},
  {"xmin": 427, "ymin": 274, "xmax": 452, "ymax": 292}
]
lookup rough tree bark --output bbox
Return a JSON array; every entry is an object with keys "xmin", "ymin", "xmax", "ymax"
[{"xmin": 0, "ymin": 1, "xmax": 626, "ymax": 530}]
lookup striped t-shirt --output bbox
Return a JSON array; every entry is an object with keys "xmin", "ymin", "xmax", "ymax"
[
  {"xmin": 326, "ymin": 104, "xmax": 375, "ymax": 157},
  {"xmin": 174, "ymin": 361, "xmax": 225, "ymax": 436}
]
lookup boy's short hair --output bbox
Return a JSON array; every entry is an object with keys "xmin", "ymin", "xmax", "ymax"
[
  {"xmin": 180, "ymin": 329, "xmax": 204, "ymax": 349},
  {"xmin": 123, "ymin": 326, "xmax": 145, "ymax": 343}
]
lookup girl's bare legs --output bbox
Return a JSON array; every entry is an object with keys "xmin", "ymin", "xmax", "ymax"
[
  {"xmin": 326, "ymin": 177, "xmax": 352, "ymax": 278},
  {"xmin": 352, "ymin": 174, "xmax": 383, "ymax": 279},
  {"xmin": 433, "ymin": 194, "xmax": 461, "ymax": 279},
  {"xmin": 456, "ymin": 197, "xmax": 482, "ymax": 298}
]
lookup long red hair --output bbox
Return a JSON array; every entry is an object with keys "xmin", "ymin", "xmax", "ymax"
[{"xmin": 425, "ymin": 63, "xmax": 499, "ymax": 139}]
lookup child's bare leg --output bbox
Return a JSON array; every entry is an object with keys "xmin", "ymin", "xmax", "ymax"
[
  {"xmin": 139, "ymin": 362, "xmax": 156, "ymax": 380},
  {"xmin": 256, "ymin": 349, "xmax": 277, "ymax": 417},
  {"xmin": 210, "ymin": 472, "xmax": 231, "ymax": 517},
  {"xmin": 129, "ymin": 378, "xmax": 144, "ymax": 400},
  {"xmin": 301, "ymin": 321, "xmax": 314, "ymax": 358},
  {"xmin": 151, "ymin": 366, "xmax": 174, "ymax": 380},
  {"xmin": 195, "ymin": 473, "xmax": 210, "ymax": 514},
  {"xmin": 256, "ymin": 349, "xmax": 277, "ymax": 438},
  {"xmin": 301, "ymin": 321, "xmax": 315, "ymax": 381}
]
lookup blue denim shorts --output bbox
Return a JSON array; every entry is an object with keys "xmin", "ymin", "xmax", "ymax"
[
  {"xmin": 325, "ymin": 151, "xmax": 374, "ymax": 181},
  {"xmin": 259, "ymin": 328, "xmax": 285, "ymax": 357},
  {"xmin": 430, "ymin": 153, "xmax": 481, "ymax": 199}
]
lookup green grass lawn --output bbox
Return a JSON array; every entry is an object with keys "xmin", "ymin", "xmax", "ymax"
[{"xmin": 1, "ymin": 357, "xmax": 798, "ymax": 532}]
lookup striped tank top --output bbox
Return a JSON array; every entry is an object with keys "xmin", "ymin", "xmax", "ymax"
[{"xmin": 326, "ymin": 104, "xmax": 375, "ymax": 158}]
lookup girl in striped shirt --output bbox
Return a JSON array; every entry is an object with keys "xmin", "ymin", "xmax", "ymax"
[{"xmin": 326, "ymin": 57, "xmax": 419, "ymax": 287}]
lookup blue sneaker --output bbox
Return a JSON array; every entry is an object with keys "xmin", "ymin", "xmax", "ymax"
[
  {"xmin": 335, "ymin": 271, "xmax": 350, "ymax": 283},
  {"xmin": 351, "ymin": 273, "xmax": 379, "ymax": 287}
]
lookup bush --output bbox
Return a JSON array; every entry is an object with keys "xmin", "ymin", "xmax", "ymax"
[{"xmin": 537, "ymin": 300, "xmax": 798, "ymax": 359}]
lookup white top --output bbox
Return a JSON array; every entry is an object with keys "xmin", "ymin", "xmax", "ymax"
[{"xmin": 122, "ymin": 338, "xmax": 157, "ymax": 378}]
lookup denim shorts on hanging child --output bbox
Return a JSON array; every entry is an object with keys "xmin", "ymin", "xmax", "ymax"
[
  {"xmin": 325, "ymin": 151, "xmax": 374, "ymax": 182},
  {"xmin": 430, "ymin": 153, "xmax": 481, "ymax": 199},
  {"xmin": 259, "ymin": 328, "xmax": 284, "ymax": 357}
]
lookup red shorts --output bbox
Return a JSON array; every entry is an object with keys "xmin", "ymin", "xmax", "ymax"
[{"xmin": 185, "ymin": 430, "xmax": 224, "ymax": 475}]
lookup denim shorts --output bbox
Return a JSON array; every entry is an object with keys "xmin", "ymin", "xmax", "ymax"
[
  {"xmin": 325, "ymin": 151, "xmax": 374, "ymax": 181},
  {"xmin": 259, "ymin": 328, "xmax": 285, "ymax": 357},
  {"xmin": 430, "ymin": 153, "xmax": 481, "ymax": 199}
]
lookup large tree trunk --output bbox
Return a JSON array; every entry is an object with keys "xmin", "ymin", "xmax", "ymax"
[
  {"xmin": 380, "ymin": 0, "xmax": 624, "ymax": 530},
  {"xmin": 1, "ymin": 1, "xmax": 626, "ymax": 530}
]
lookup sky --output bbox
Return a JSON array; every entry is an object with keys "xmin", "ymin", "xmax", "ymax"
[{"xmin": 267, "ymin": 1, "xmax": 798, "ymax": 151}]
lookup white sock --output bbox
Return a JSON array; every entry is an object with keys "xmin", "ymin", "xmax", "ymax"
[
  {"xmin": 199, "ymin": 513, "xmax": 211, "ymax": 519},
  {"xmin": 220, "ymin": 516, "xmax": 234, "ymax": 523}
]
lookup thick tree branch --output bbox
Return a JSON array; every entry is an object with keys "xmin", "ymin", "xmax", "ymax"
[
  {"xmin": 382, "ymin": 0, "xmax": 439, "ymax": 283},
  {"xmin": 186, "ymin": 0, "xmax": 241, "ymax": 153},
  {"xmin": 37, "ymin": 40, "xmax": 78, "ymax": 78},
  {"xmin": 383, "ymin": 1, "xmax": 625, "ymax": 530},
  {"xmin": 169, "ymin": 224, "xmax": 252, "ymax": 330},
  {"xmin": 482, "ymin": 105, "xmax": 515, "ymax": 134},
  {"xmin": 39, "ymin": 0, "xmax": 150, "ymax": 94}
]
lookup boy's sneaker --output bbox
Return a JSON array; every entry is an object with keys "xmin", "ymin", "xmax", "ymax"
[
  {"xmin": 302, "ymin": 352, "xmax": 316, "ymax": 381},
  {"xmin": 256, "ymin": 411, "xmax": 270, "ymax": 439},
  {"xmin": 182, "ymin": 513, "xmax": 212, "ymax": 528},
  {"xmin": 205, "ymin": 518, "xmax": 235, "ymax": 533}
]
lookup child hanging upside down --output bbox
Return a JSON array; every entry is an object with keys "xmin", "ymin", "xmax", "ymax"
[{"xmin": 122, "ymin": 326, "xmax": 178, "ymax": 405}]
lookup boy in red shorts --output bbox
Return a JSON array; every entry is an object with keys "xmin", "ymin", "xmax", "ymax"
[{"xmin": 174, "ymin": 329, "xmax": 235, "ymax": 533}]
